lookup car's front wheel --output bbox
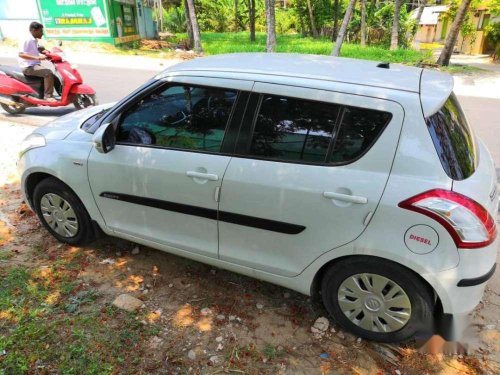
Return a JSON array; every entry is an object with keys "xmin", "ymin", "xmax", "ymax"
[
  {"xmin": 321, "ymin": 257, "xmax": 434, "ymax": 342},
  {"xmin": 33, "ymin": 177, "xmax": 96, "ymax": 245}
]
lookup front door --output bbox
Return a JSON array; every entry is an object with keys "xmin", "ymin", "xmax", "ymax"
[
  {"xmin": 88, "ymin": 79, "xmax": 248, "ymax": 257},
  {"xmin": 218, "ymin": 84, "xmax": 404, "ymax": 275}
]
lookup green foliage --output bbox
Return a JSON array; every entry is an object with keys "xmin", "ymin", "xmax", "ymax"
[
  {"xmin": 485, "ymin": 22, "xmax": 500, "ymax": 59},
  {"xmin": 167, "ymin": 0, "xmax": 418, "ymax": 48},
  {"xmin": 164, "ymin": 5, "xmax": 186, "ymax": 33},
  {"xmin": 490, "ymin": 0, "xmax": 500, "ymax": 16},
  {"xmin": 275, "ymin": 8, "xmax": 297, "ymax": 34},
  {"xmin": 197, "ymin": 0, "xmax": 240, "ymax": 32}
]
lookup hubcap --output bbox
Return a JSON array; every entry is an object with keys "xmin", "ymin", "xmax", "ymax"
[
  {"xmin": 337, "ymin": 273, "xmax": 412, "ymax": 333},
  {"xmin": 40, "ymin": 193, "xmax": 79, "ymax": 238}
]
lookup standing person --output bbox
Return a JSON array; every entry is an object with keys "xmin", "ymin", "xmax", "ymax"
[{"xmin": 18, "ymin": 21, "xmax": 56, "ymax": 102}]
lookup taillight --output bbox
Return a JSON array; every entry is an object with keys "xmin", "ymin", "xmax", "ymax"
[{"xmin": 399, "ymin": 189, "xmax": 497, "ymax": 249}]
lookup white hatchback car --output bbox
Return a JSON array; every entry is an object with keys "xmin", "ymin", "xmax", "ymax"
[{"xmin": 18, "ymin": 54, "xmax": 497, "ymax": 342}]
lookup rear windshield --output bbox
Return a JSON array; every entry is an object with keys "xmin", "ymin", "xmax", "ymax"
[{"xmin": 425, "ymin": 93, "xmax": 478, "ymax": 180}]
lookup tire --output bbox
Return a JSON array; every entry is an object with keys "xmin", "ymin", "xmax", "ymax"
[
  {"xmin": 321, "ymin": 257, "xmax": 434, "ymax": 342},
  {"xmin": 1, "ymin": 103, "xmax": 26, "ymax": 114},
  {"xmin": 33, "ymin": 177, "xmax": 96, "ymax": 246},
  {"xmin": 73, "ymin": 94, "xmax": 98, "ymax": 110}
]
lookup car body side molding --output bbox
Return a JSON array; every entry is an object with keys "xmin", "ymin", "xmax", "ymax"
[{"xmin": 100, "ymin": 192, "xmax": 306, "ymax": 235}]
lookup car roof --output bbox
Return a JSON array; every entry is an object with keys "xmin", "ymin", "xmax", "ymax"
[{"xmin": 165, "ymin": 53, "xmax": 424, "ymax": 93}]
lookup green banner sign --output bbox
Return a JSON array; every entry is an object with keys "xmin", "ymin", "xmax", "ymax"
[{"xmin": 37, "ymin": 0, "xmax": 110, "ymax": 37}]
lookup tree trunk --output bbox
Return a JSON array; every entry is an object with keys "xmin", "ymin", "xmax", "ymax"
[
  {"xmin": 390, "ymin": 0, "xmax": 402, "ymax": 50},
  {"xmin": 332, "ymin": 0, "xmax": 357, "ymax": 56},
  {"xmin": 186, "ymin": 0, "xmax": 203, "ymax": 53},
  {"xmin": 234, "ymin": 0, "xmax": 239, "ymax": 32},
  {"xmin": 156, "ymin": 0, "xmax": 164, "ymax": 32},
  {"xmin": 265, "ymin": 0, "xmax": 277, "ymax": 52},
  {"xmin": 360, "ymin": 0, "xmax": 367, "ymax": 47},
  {"xmin": 332, "ymin": 0, "xmax": 340, "ymax": 41},
  {"xmin": 306, "ymin": 0, "xmax": 319, "ymax": 38},
  {"xmin": 248, "ymin": 0, "xmax": 256, "ymax": 42},
  {"xmin": 437, "ymin": 0, "xmax": 473, "ymax": 66},
  {"xmin": 413, "ymin": 0, "xmax": 426, "ymax": 35},
  {"xmin": 183, "ymin": 0, "xmax": 194, "ymax": 49}
]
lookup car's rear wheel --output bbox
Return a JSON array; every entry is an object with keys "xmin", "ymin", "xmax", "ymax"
[
  {"xmin": 321, "ymin": 257, "xmax": 434, "ymax": 342},
  {"xmin": 33, "ymin": 177, "xmax": 96, "ymax": 245}
]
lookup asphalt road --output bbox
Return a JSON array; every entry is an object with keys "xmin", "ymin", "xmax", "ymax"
[{"xmin": 1, "ymin": 56, "xmax": 499, "ymax": 175}]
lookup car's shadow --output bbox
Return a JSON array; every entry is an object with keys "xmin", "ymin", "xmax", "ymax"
[{"xmin": 23, "ymin": 106, "xmax": 75, "ymax": 117}]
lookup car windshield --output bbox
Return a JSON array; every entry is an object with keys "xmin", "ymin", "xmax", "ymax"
[{"xmin": 425, "ymin": 93, "xmax": 478, "ymax": 180}]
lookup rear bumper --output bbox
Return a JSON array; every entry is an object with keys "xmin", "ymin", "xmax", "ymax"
[
  {"xmin": 421, "ymin": 236, "xmax": 498, "ymax": 316},
  {"xmin": 457, "ymin": 263, "xmax": 496, "ymax": 287}
]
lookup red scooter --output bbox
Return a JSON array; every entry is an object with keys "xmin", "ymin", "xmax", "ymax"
[{"xmin": 0, "ymin": 46, "xmax": 97, "ymax": 114}]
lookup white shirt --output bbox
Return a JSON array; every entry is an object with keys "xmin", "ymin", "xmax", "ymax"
[{"xmin": 18, "ymin": 34, "xmax": 41, "ymax": 69}]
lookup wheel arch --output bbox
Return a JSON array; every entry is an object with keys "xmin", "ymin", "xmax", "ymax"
[
  {"xmin": 25, "ymin": 172, "xmax": 54, "ymax": 208},
  {"xmin": 310, "ymin": 254, "xmax": 441, "ymax": 312},
  {"xmin": 25, "ymin": 172, "xmax": 104, "ymax": 238}
]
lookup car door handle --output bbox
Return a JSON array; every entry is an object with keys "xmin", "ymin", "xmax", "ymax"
[
  {"xmin": 323, "ymin": 191, "xmax": 368, "ymax": 204},
  {"xmin": 186, "ymin": 171, "xmax": 219, "ymax": 181}
]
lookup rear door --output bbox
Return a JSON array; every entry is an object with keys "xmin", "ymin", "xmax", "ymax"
[{"xmin": 218, "ymin": 83, "xmax": 404, "ymax": 276}]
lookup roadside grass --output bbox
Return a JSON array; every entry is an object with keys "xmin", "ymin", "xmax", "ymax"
[
  {"xmin": 180, "ymin": 32, "xmax": 433, "ymax": 64},
  {"xmin": 438, "ymin": 64, "xmax": 487, "ymax": 74},
  {"xmin": 0, "ymin": 248, "xmax": 160, "ymax": 374}
]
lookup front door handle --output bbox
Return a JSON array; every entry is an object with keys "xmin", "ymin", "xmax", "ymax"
[
  {"xmin": 186, "ymin": 171, "xmax": 219, "ymax": 181},
  {"xmin": 323, "ymin": 191, "xmax": 368, "ymax": 204}
]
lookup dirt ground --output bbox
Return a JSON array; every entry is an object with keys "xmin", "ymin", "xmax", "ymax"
[{"xmin": 0, "ymin": 120, "xmax": 499, "ymax": 374}]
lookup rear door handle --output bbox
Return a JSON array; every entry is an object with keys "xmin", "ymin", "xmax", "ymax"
[
  {"xmin": 186, "ymin": 171, "xmax": 219, "ymax": 181},
  {"xmin": 323, "ymin": 191, "xmax": 368, "ymax": 204}
]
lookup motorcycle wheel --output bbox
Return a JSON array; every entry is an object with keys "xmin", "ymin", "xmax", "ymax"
[
  {"xmin": 73, "ymin": 94, "xmax": 98, "ymax": 110},
  {"xmin": 1, "ymin": 103, "xmax": 26, "ymax": 115}
]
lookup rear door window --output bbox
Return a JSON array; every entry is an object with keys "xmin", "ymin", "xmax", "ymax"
[
  {"xmin": 249, "ymin": 95, "xmax": 341, "ymax": 163},
  {"xmin": 246, "ymin": 94, "xmax": 391, "ymax": 165},
  {"xmin": 425, "ymin": 93, "xmax": 478, "ymax": 180}
]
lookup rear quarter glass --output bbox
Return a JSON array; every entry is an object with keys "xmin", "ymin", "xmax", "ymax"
[{"xmin": 425, "ymin": 93, "xmax": 478, "ymax": 181}]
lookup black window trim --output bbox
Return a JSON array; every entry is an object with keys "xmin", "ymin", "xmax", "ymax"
[
  {"xmin": 112, "ymin": 82, "xmax": 248, "ymax": 156},
  {"xmin": 90, "ymin": 78, "xmax": 395, "ymax": 166},
  {"xmin": 234, "ymin": 93, "xmax": 393, "ymax": 168}
]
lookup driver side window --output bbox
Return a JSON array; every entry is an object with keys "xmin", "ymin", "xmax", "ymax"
[{"xmin": 117, "ymin": 84, "xmax": 237, "ymax": 152}]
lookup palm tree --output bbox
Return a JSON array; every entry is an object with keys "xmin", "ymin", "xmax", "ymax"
[
  {"xmin": 183, "ymin": 0, "xmax": 194, "ymax": 49},
  {"xmin": 413, "ymin": 0, "xmax": 427, "ymax": 35},
  {"xmin": 332, "ymin": 0, "xmax": 340, "ymax": 40},
  {"xmin": 390, "ymin": 0, "xmax": 402, "ymax": 50},
  {"xmin": 265, "ymin": 0, "xmax": 277, "ymax": 52},
  {"xmin": 185, "ymin": 0, "xmax": 203, "ymax": 53},
  {"xmin": 248, "ymin": 0, "xmax": 256, "ymax": 42},
  {"xmin": 306, "ymin": 0, "xmax": 319, "ymax": 38},
  {"xmin": 332, "ymin": 0, "xmax": 357, "ymax": 56},
  {"xmin": 437, "ymin": 0, "xmax": 473, "ymax": 66},
  {"xmin": 360, "ymin": 0, "xmax": 367, "ymax": 47}
]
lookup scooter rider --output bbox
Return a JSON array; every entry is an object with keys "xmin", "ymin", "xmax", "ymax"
[{"xmin": 18, "ymin": 22, "xmax": 56, "ymax": 102}]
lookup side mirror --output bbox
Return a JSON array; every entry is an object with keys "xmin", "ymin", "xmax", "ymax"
[{"xmin": 92, "ymin": 123, "xmax": 116, "ymax": 154}]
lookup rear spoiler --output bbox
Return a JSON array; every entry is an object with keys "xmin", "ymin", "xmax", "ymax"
[{"xmin": 420, "ymin": 69, "xmax": 454, "ymax": 118}]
